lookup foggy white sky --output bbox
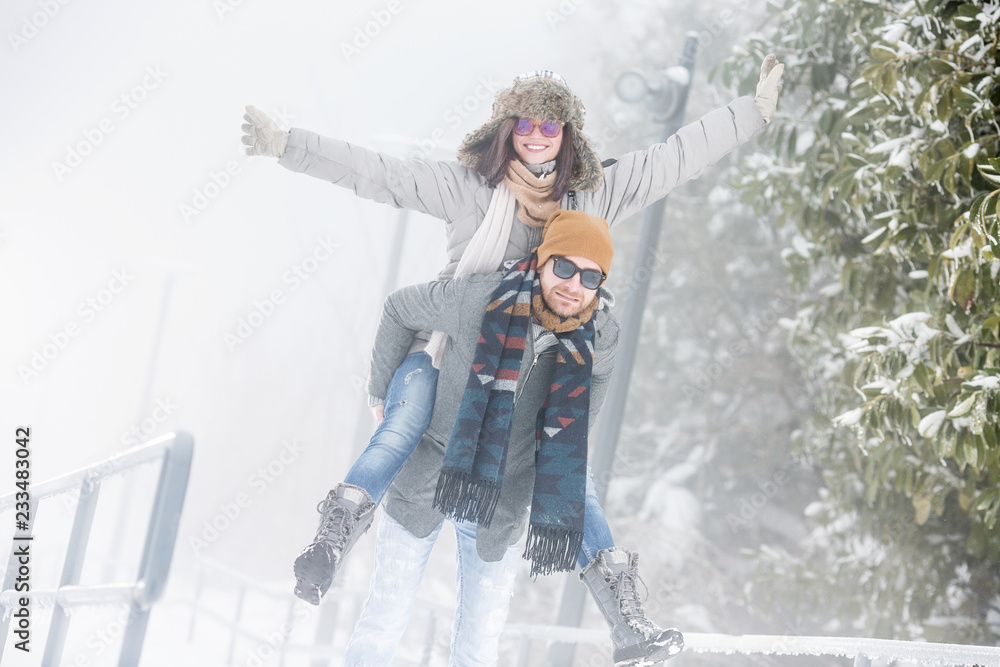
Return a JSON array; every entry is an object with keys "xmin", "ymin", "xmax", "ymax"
[
  {"xmin": 1, "ymin": 0, "xmax": 607, "ymax": 550},
  {"xmin": 0, "ymin": 0, "xmax": 770, "ymax": 662}
]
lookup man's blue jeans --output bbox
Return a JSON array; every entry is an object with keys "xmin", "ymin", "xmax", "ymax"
[
  {"xmin": 343, "ymin": 512, "xmax": 521, "ymax": 666},
  {"xmin": 579, "ymin": 468, "xmax": 614, "ymax": 569}
]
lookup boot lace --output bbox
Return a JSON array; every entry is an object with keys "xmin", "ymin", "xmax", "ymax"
[
  {"xmin": 314, "ymin": 494, "xmax": 353, "ymax": 552},
  {"xmin": 609, "ymin": 568, "xmax": 662, "ymax": 638}
]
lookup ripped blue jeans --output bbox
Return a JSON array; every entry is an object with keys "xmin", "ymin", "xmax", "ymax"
[
  {"xmin": 343, "ymin": 351, "xmax": 439, "ymax": 504},
  {"xmin": 343, "ymin": 351, "xmax": 615, "ymax": 567}
]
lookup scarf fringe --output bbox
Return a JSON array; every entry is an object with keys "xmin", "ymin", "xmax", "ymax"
[
  {"xmin": 433, "ymin": 469, "xmax": 502, "ymax": 527},
  {"xmin": 523, "ymin": 524, "xmax": 584, "ymax": 577}
]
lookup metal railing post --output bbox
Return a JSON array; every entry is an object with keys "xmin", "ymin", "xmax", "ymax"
[
  {"xmin": 118, "ymin": 431, "xmax": 194, "ymax": 667},
  {"xmin": 517, "ymin": 636, "xmax": 532, "ymax": 666},
  {"xmin": 421, "ymin": 611, "xmax": 439, "ymax": 664},
  {"xmin": 310, "ymin": 596, "xmax": 340, "ymax": 667},
  {"xmin": 41, "ymin": 483, "xmax": 101, "ymax": 666},
  {"xmin": 228, "ymin": 586, "xmax": 247, "ymax": 663},
  {"xmin": 279, "ymin": 597, "xmax": 297, "ymax": 667},
  {"xmin": 188, "ymin": 563, "xmax": 204, "ymax": 642}
]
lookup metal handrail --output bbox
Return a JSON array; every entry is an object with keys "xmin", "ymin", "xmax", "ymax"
[{"xmin": 0, "ymin": 431, "xmax": 194, "ymax": 666}]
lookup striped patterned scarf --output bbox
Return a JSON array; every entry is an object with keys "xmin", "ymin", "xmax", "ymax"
[{"xmin": 434, "ymin": 252, "xmax": 596, "ymax": 576}]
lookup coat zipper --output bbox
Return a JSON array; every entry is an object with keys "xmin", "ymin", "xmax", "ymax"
[{"xmin": 514, "ymin": 353, "xmax": 540, "ymax": 406}]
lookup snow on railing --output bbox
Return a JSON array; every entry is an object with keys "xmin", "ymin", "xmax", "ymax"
[
  {"xmin": 682, "ymin": 632, "xmax": 1000, "ymax": 666},
  {"xmin": 504, "ymin": 624, "xmax": 1000, "ymax": 667},
  {"xmin": 0, "ymin": 431, "xmax": 193, "ymax": 666}
]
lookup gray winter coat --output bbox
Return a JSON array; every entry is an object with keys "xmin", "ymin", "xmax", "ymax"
[
  {"xmin": 278, "ymin": 96, "xmax": 765, "ymax": 278},
  {"xmin": 367, "ymin": 272, "xmax": 621, "ymax": 561}
]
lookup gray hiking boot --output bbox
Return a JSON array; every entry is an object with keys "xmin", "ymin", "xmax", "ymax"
[
  {"xmin": 293, "ymin": 483, "xmax": 376, "ymax": 605},
  {"xmin": 580, "ymin": 547, "xmax": 684, "ymax": 666}
]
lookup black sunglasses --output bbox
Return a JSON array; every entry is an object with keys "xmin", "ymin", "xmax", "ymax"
[{"xmin": 551, "ymin": 257, "xmax": 606, "ymax": 290}]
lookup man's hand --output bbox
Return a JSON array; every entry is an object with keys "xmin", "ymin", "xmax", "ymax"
[
  {"xmin": 242, "ymin": 105, "xmax": 289, "ymax": 157},
  {"xmin": 370, "ymin": 403, "xmax": 385, "ymax": 426},
  {"xmin": 754, "ymin": 54, "xmax": 784, "ymax": 124}
]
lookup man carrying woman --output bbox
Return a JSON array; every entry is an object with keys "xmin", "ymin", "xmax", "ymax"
[{"xmin": 242, "ymin": 53, "xmax": 783, "ymax": 665}]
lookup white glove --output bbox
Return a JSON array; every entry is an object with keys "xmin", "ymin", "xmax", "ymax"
[
  {"xmin": 242, "ymin": 105, "xmax": 289, "ymax": 157},
  {"xmin": 754, "ymin": 54, "xmax": 784, "ymax": 124}
]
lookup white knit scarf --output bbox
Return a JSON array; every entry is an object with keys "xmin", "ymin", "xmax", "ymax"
[{"xmin": 424, "ymin": 183, "xmax": 518, "ymax": 367}]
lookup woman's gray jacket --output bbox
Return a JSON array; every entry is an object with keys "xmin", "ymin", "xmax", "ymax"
[
  {"xmin": 277, "ymin": 96, "xmax": 765, "ymax": 279},
  {"xmin": 276, "ymin": 95, "xmax": 764, "ymax": 556}
]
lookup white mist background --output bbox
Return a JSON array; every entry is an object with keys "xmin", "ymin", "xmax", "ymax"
[{"xmin": 0, "ymin": 0, "xmax": 767, "ymax": 664}]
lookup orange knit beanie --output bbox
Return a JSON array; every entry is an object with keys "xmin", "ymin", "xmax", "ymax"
[{"xmin": 537, "ymin": 209, "xmax": 614, "ymax": 277}]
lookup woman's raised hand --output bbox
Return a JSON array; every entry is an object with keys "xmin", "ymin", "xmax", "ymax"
[
  {"xmin": 754, "ymin": 54, "xmax": 784, "ymax": 124},
  {"xmin": 242, "ymin": 105, "xmax": 290, "ymax": 157}
]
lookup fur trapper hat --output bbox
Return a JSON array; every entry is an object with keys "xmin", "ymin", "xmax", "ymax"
[{"xmin": 456, "ymin": 72, "xmax": 604, "ymax": 192}]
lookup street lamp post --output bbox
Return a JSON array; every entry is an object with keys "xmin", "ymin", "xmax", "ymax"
[{"xmin": 547, "ymin": 33, "xmax": 698, "ymax": 666}]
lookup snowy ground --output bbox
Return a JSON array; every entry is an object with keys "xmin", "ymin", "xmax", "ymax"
[{"xmin": 3, "ymin": 443, "xmax": 1000, "ymax": 666}]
